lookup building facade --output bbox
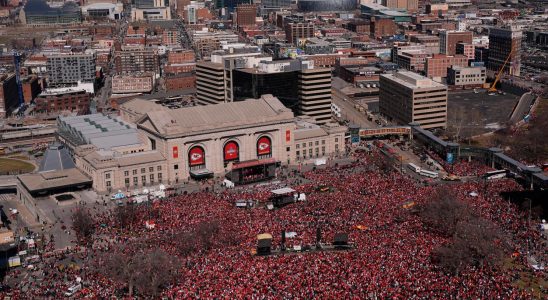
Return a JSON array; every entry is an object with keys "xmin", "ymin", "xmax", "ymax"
[
  {"xmin": 380, "ymin": 71, "xmax": 447, "ymax": 129},
  {"xmin": 0, "ymin": 73, "xmax": 18, "ymax": 117},
  {"xmin": 425, "ymin": 54, "xmax": 468, "ymax": 79},
  {"xmin": 114, "ymin": 46, "xmax": 160, "ymax": 74},
  {"xmin": 285, "ymin": 22, "xmax": 315, "ymax": 45},
  {"xmin": 35, "ymin": 89, "xmax": 90, "ymax": 114},
  {"xmin": 46, "ymin": 53, "xmax": 96, "ymax": 86},
  {"xmin": 446, "ymin": 66, "xmax": 486, "ymax": 87},
  {"xmin": 112, "ymin": 73, "xmax": 155, "ymax": 94},
  {"xmin": 487, "ymin": 26, "xmax": 521, "ymax": 76},
  {"xmin": 235, "ymin": 4, "xmax": 256, "ymax": 27},
  {"xmin": 439, "ymin": 30, "xmax": 473, "ymax": 56}
]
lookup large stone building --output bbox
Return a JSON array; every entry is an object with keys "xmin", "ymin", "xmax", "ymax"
[
  {"xmin": 60, "ymin": 95, "xmax": 346, "ymax": 192},
  {"xmin": 380, "ymin": 71, "xmax": 447, "ymax": 129}
]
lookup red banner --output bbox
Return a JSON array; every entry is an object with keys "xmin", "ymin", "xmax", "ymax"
[
  {"xmin": 257, "ymin": 136, "xmax": 271, "ymax": 155},
  {"xmin": 285, "ymin": 130, "xmax": 291, "ymax": 142},
  {"xmin": 188, "ymin": 146, "xmax": 205, "ymax": 166},
  {"xmin": 172, "ymin": 146, "xmax": 178, "ymax": 159},
  {"xmin": 224, "ymin": 141, "xmax": 239, "ymax": 161}
]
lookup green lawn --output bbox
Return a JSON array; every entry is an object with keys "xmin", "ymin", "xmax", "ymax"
[{"xmin": 0, "ymin": 158, "xmax": 35, "ymax": 174}]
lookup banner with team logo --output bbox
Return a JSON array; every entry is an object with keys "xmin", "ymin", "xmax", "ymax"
[
  {"xmin": 188, "ymin": 146, "xmax": 205, "ymax": 166},
  {"xmin": 257, "ymin": 137, "xmax": 271, "ymax": 156},
  {"xmin": 224, "ymin": 141, "xmax": 239, "ymax": 161}
]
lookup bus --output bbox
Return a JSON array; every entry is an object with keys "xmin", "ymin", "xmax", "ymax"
[
  {"xmin": 407, "ymin": 163, "xmax": 421, "ymax": 173},
  {"xmin": 482, "ymin": 170, "xmax": 507, "ymax": 180},
  {"xmin": 419, "ymin": 170, "xmax": 438, "ymax": 178}
]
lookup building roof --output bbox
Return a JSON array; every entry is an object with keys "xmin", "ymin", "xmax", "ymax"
[
  {"xmin": 138, "ymin": 95, "xmax": 295, "ymax": 138},
  {"xmin": 58, "ymin": 114, "xmax": 141, "ymax": 150},
  {"xmin": 39, "ymin": 144, "xmax": 76, "ymax": 172},
  {"xmin": 18, "ymin": 168, "xmax": 92, "ymax": 193},
  {"xmin": 382, "ymin": 71, "xmax": 446, "ymax": 89}
]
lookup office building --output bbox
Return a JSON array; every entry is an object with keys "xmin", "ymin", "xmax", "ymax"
[
  {"xmin": 196, "ymin": 46, "xmax": 270, "ymax": 105},
  {"xmin": 447, "ymin": 66, "xmax": 486, "ymax": 87},
  {"xmin": 0, "ymin": 73, "xmax": 18, "ymax": 117},
  {"xmin": 439, "ymin": 30, "xmax": 473, "ymax": 56},
  {"xmin": 297, "ymin": 68, "xmax": 333, "ymax": 124},
  {"xmin": 456, "ymin": 42, "xmax": 474, "ymax": 60},
  {"xmin": 131, "ymin": 7, "xmax": 171, "ymax": 21},
  {"xmin": 46, "ymin": 53, "xmax": 96, "ymax": 86},
  {"xmin": 235, "ymin": 4, "xmax": 257, "ymax": 27},
  {"xmin": 425, "ymin": 54, "xmax": 468, "ymax": 79},
  {"xmin": 370, "ymin": 17, "xmax": 398, "ymax": 38},
  {"xmin": 409, "ymin": 35, "xmax": 440, "ymax": 54},
  {"xmin": 135, "ymin": 0, "xmax": 166, "ymax": 8},
  {"xmin": 380, "ymin": 71, "xmax": 447, "ymax": 129},
  {"xmin": 487, "ymin": 26, "xmax": 521, "ymax": 76}
]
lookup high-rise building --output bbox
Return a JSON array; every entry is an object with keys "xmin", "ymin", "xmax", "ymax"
[
  {"xmin": 46, "ymin": 53, "xmax": 96, "ymax": 86},
  {"xmin": 439, "ymin": 30, "xmax": 473, "ymax": 56},
  {"xmin": 297, "ymin": 68, "xmax": 332, "ymax": 124},
  {"xmin": 261, "ymin": 0, "xmax": 291, "ymax": 7},
  {"xmin": 196, "ymin": 46, "xmax": 270, "ymax": 105},
  {"xmin": 487, "ymin": 26, "xmax": 521, "ymax": 76},
  {"xmin": 285, "ymin": 22, "xmax": 315, "ymax": 45},
  {"xmin": 380, "ymin": 71, "xmax": 447, "ymax": 129},
  {"xmin": 235, "ymin": 4, "xmax": 256, "ymax": 27},
  {"xmin": 382, "ymin": 0, "xmax": 418, "ymax": 12},
  {"xmin": 0, "ymin": 73, "xmax": 18, "ymax": 117}
]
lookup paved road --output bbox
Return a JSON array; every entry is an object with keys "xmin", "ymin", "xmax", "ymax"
[{"xmin": 332, "ymin": 88, "xmax": 378, "ymax": 128}]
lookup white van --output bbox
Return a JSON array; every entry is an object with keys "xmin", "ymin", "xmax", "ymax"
[{"xmin": 65, "ymin": 283, "xmax": 82, "ymax": 297}]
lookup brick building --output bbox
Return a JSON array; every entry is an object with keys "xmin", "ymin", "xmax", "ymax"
[
  {"xmin": 397, "ymin": 51, "xmax": 428, "ymax": 72},
  {"xmin": 235, "ymin": 4, "xmax": 256, "ymax": 27},
  {"xmin": 114, "ymin": 46, "xmax": 159, "ymax": 74},
  {"xmin": 425, "ymin": 54, "xmax": 468, "ymax": 78},
  {"xmin": 167, "ymin": 49, "xmax": 195, "ymax": 64},
  {"xmin": 439, "ymin": 30, "xmax": 473, "ymax": 56},
  {"xmin": 285, "ymin": 22, "xmax": 315, "ymax": 45},
  {"xmin": 456, "ymin": 42, "xmax": 474, "ymax": 60},
  {"xmin": 34, "ymin": 89, "xmax": 90, "ymax": 114},
  {"xmin": 344, "ymin": 19, "xmax": 370, "ymax": 34},
  {"xmin": 22, "ymin": 76, "xmax": 42, "ymax": 104},
  {"xmin": 371, "ymin": 17, "xmax": 397, "ymax": 38},
  {"xmin": 112, "ymin": 73, "xmax": 155, "ymax": 94},
  {"xmin": 165, "ymin": 73, "xmax": 196, "ymax": 91}
]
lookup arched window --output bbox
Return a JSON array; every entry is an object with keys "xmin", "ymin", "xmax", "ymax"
[
  {"xmin": 256, "ymin": 136, "xmax": 272, "ymax": 159},
  {"xmin": 223, "ymin": 141, "xmax": 239, "ymax": 165},
  {"xmin": 188, "ymin": 146, "xmax": 205, "ymax": 170}
]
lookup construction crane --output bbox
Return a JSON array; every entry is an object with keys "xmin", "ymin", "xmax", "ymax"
[{"xmin": 488, "ymin": 51, "xmax": 514, "ymax": 93}]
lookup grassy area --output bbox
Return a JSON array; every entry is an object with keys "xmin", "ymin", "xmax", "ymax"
[
  {"xmin": 503, "ymin": 258, "xmax": 547, "ymax": 299},
  {"xmin": 8, "ymin": 155, "xmax": 29, "ymax": 161},
  {"xmin": 0, "ymin": 158, "xmax": 35, "ymax": 174}
]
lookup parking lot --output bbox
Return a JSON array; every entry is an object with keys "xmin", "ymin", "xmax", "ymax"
[{"xmin": 448, "ymin": 90, "xmax": 520, "ymax": 134}]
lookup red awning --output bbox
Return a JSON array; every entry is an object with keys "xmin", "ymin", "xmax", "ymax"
[{"xmin": 232, "ymin": 158, "xmax": 277, "ymax": 170}]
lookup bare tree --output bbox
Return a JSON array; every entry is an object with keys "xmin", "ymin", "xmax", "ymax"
[
  {"xmin": 72, "ymin": 207, "xmax": 95, "ymax": 243},
  {"xmin": 134, "ymin": 249, "xmax": 178, "ymax": 297},
  {"xmin": 115, "ymin": 205, "xmax": 138, "ymax": 230},
  {"xmin": 418, "ymin": 189, "xmax": 470, "ymax": 237},
  {"xmin": 102, "ymin": 246, "xmax": 141, "ymax": 297}
]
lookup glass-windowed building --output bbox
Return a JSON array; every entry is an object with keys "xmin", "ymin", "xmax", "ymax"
[{"xmin": 24, "ymin": 0, "xmax": 82, "ymax": 25}]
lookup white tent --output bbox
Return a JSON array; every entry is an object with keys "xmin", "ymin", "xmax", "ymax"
[
  {"xmin": 271, "ymin": 187, "xmax": 296, "ymax": 195},
  {"xmin": 469, "ymin": 192, "xmax": 479, "ymax": 197}
]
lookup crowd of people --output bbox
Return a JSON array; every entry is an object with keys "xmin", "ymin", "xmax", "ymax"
[{"xmin": 3, "ymin": 150, "xmax": 545, "ymax": 299}]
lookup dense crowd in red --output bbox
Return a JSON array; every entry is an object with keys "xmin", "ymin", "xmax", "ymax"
[{"xmin": 5, "ymin": 152, "xmax": 545, "ymax": 299}]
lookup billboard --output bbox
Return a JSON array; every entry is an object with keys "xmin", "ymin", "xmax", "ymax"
[
  {"xmin": 257, "ymin": 136, "xmax": 272, "ymax": 156},
  {"xmin": 172, "ymin": 146, "xmax": 179, "ymax": 159},
  {"xmin": 224, "ymin": 141, "xmax": 239, "ymax": 161},
  {"xmin": 286, "ymin": 130, "xmax": 291, "ymax": 142},
  {"xmin": 188, "ymin": 146, "xmax": 205, "ymax": 166},
  {"xmin": 446, "ymin": 153, "xmax": 454, "ymax": 164}
]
